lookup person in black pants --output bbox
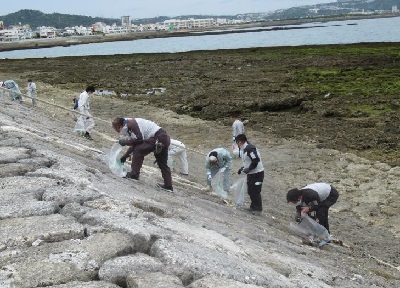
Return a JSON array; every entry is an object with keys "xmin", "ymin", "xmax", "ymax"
[
  {"xmin": 287, "ymin": 183, "xmax": 339, "ymax": 233},
  {"xmin": 236, "ymin": 134, "xmax": 265, "ymax": 216}
]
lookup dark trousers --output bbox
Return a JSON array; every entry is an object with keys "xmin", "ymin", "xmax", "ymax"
[
  {"xmin": 247, "ymin": 171, "xmax": 264, "ymax": 211},
  {"xmin": 131, "ymin": 129, "xmax": 172, "ymax": 187},
  {"xmin": 316, "ymin": 186, "xmax": 339, "ymax": 233}
]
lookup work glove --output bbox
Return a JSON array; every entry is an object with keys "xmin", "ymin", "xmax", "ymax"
[
  {"xmin": 220, "ymin": 167, "xmax": 226, "ymax": 173},
  {"xmin": 207, "ymin": 174, "xmax": 212, "ymax": 182},
  {"xmin": 120, "ymin": 155, "xmax": 127, "ymax": 164},
  {"xmin": 118, "ymin": 139, "xmax": 128, "ymax": 146},
  {"xmin": 237, "ymin": 167, "xmax": 244, "ymax": 175},
  {"xmin": 233, "ymin": 136, "xmax": 236, "ymax": 142},
  {"xmin": 242, "ymin": 168, "xmax": 250, "ymax": 174}
]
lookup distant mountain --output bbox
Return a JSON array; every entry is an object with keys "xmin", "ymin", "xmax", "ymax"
[{"xmin": 0, "ymin": 9, "xmax": 120, "ymax": 29}]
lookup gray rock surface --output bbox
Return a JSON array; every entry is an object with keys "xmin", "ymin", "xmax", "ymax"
[
  {"xmin": 126, "ymin": 272, "xmax": 184, "ymax": 288},
  {"xmin": 99, "ymin": 253, "xmax": 164, "ymax": 287}
]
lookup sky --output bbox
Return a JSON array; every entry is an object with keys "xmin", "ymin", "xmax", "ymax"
[{"xmin": 0, "ymin": 0, "xmax": 335, "ymax": 19}]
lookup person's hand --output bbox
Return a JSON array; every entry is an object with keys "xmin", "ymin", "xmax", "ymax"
[
  {"xmin": 242, "ymin": 168, "xmax": 250, "ymax": 174},
  {"xmin": 301, "ymin": 206, "xmax": 310, "ymax": 214},
  {"xmin": 120, "ymin": 155, "xmax": 127, "ymax": 163},
  {"xmin": 237, "ymin": 167, "xmax": 244, "ymax": 175},
  {"xmin": 207, "ymin": 174, "xmax": 212, "ymax": 182},
  {"xmin": 118, "ymin": 139, "xmax": 127, "ymax": 146},
  {"xmin": 233, "ymin": 136, "xmax": 236, "ymax": 142},
  {"xmin": 220, "ymin": 167, "xmax": 226, "ymax": 173}
]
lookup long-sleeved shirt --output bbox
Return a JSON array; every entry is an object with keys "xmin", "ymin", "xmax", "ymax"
[
  {"xmin": 78, "ymin": 91, "xmax": 90, "ymax": 112},
  {"xmin": 232, "ymin": 119, "xmax": 244, "ymax": 138},
  {"xmin": 241, "ymin": 142, "xmax": 264, "ymax": 174},
  {"xmin": 205, "ymin": 147, "xmax": 232, "ymax": 174}
]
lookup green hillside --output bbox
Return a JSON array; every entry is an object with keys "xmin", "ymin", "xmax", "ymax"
[{"xmin": 0, "ymin": 9, "xmax": 120, "ymax": 29}]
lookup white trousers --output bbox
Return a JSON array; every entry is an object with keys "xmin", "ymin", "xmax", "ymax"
[{"xmin": 168, "ymin": 145, "xmax": 189, "ymax": 174}]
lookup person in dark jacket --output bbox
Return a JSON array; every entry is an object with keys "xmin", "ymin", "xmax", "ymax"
[
  {"xmin": 287, "ymin": 183, "xmax": 339, "ymax": 233},
  {"xmin": 112, "ymin": 117, "xmax": 173, "ymax": 191},
  {"xmin": 236, "ymin": 134, "xmax": 264, "ymax": 215}
]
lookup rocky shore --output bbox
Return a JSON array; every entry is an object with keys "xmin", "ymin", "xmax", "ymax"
[{"xmin": 0, "ymin": 77, "xmax": 399, "ymax": 287}]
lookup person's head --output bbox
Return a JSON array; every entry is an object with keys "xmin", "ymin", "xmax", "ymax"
[
  {"xmin": 208, "ymin": 151, "xmax": 218, "ymax": 167},
  {"xmin": 86, "ymin": 85, "xmax": 95, "ymax": 94},
  {"xmin": 286, "ymin": 188, "xmax": 302, "ymax": 204},
  {"xmin": 235, "ymin": 134, "xmax": 247, "ymax": 147},
  {"xmin": 231, "ymin": 112, "xmax": 240, "ymax": 122},
  {"xmin": 112, "ymin": 117, "xmax": 125, "ymax": 133},
  {"xmin": 28, "ymin": 79, "xmax": 32, "ymax": 83}
]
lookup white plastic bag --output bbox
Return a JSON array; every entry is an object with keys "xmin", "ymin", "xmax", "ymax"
[
  {"xmin": 104, "ymin": 143, "xmax": 127, "ymax": 177},
  {"xmin": 211, "ymin": 170, "xmax": 228, "ymax": 199},
  {"xmin": 289, "ymin": 214, "xmax": 330, "ymax": 246},
  {"xmin": 232, "ymin": 143, "xmax": 240, "ymax": 158},
  {"xmin": 230, "ymin": 175, "xmax": 247, "ymax": 206},
  {"xmin": 74, "ymin": 115, "xmax": 85, "ymax": 135}
]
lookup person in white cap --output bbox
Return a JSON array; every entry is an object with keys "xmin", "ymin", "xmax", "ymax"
[
  {"xmin": 205, "ymin": 148, "xmax": 232, "ymax": 192},
  {"xmin": 168, "ymin": 139, "xmax": 189, "ymax": 176}
]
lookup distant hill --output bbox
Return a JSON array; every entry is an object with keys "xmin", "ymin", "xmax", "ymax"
[{"xmin": 0, "ymin": 9, "xmax": 120, "ymax": 29}]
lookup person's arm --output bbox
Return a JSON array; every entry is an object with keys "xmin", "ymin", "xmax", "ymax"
[
  {"xmin": 244, "ymin": 146, "xmax": 260, "ymax": 172},
  {"xmin": 119, "ymin": 119, "xmax": 144, "ymax": 146},
  {"xmin": 223, "ymin": 150, "xmax": 232, "ymax": 169},
  {"xmin": 301, "ymin": 189, "xmax": 321, "ymax": 212}
]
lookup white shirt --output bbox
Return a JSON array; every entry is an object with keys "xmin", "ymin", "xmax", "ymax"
[
  {"xmin": 302, "ymin": 183, "xmax": 331, "ymax": 202},
  {"xmin": 232, "ymin": 119, "xmax": 244, "ymax": 137}
]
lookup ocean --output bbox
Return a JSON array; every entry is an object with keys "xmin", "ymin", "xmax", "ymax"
[{"xmin": 0, "ymin": 16, "xmax": 399, "ymax": 59}]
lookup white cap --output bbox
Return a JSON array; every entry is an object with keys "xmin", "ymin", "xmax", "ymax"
[{"xmin": 209, "ymin": 155, "xmax": 217, "ymax": 162}]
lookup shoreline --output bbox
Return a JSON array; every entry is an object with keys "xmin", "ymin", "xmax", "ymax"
[{"xmin": 0, "ymin": 14, "xmax": 397, "ymax": 52}]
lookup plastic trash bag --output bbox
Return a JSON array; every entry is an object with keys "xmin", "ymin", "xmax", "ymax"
[
  {"xmin": 74, "ymin": 115, "xmax": 85, "ymax": 135},
  {"xmin": 232, "ymin": 143, "xmax": 240, "ymax": 158},
  {"xmin": 104, "ymin": 143, "xmax": 127, "ymax": 177},
  {"xmin": 289, "ymin": 214, "xmax": 330, "ymax": 247},
  {"xmin": 230, "ymin": 175, "xmax": 247, "ymax": 206},
  {"xmin": 211, "ymin": 170, "xmax": 228, "ymax": 199}
]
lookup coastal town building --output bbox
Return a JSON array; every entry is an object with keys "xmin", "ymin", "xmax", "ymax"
[{"xmin": 0, "ymin": 25, "xmax": 32, "ymax": 41}]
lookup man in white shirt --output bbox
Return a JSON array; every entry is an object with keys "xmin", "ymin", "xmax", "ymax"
[
  {"xmin": 231, "ymin": 113, "xmax": 244, "ymax": 158},
  {"xmin": 75, "ymin": 85, "xmax": 95, "ymax": 140},
  {"xmin": 112, "ymin": 117, "xmax": 173, "ymax": 191},
  {"xmin": 287, "ymin": 182, "xmax": 339, "ymax": 233}
]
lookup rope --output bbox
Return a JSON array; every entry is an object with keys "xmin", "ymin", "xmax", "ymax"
[{"xmin": 0, "ymin": 85, "xmax": 207, "ymax": 156}]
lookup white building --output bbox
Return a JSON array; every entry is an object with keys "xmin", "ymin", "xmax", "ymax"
[
  {"xmin": 38, "ymin": 26, "xmax": 58, "ymax": 38},
  {"xmin": 164, "ymin": 18, "xmax": 215, "ymax": 30},
  {"xmin": 0, "ymin": 25, "xmax": 33, "ymax": 41},
  {"xmin": 121, "ymin": 16, "xmax": 131, "ymax": 28}
]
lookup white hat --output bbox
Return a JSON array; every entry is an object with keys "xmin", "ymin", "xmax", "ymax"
[{"xmin": 209, "ymin": 155, "xmax": 217, "ymax": 162}]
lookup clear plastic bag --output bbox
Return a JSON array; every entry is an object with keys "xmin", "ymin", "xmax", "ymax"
[
  {"xmin": 74, "ymin": 115, "xmax": 85, "ymax": 135},
  {"xmin": 230, "ymin": 175, "xmax": 247, "ymax": 206},
  {"xmin": 289, "ymin": 214, "xmax": 330, "ymax": 246},
  {"xmin": 232, "ymin": 143, "xmax": 240, "ymax": 158},
  {"xmin": 211, "ymin": 170, "xmax": 228, "ymax": 199},
  {"xmin": 104, "ymin": 143, "xmax": 127, "ymax": 177}
]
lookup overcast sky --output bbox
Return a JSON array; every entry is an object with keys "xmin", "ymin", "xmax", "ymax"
[{"xmin": 1, "ymin": 1, "xmax": 334, "ymax": 19}]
